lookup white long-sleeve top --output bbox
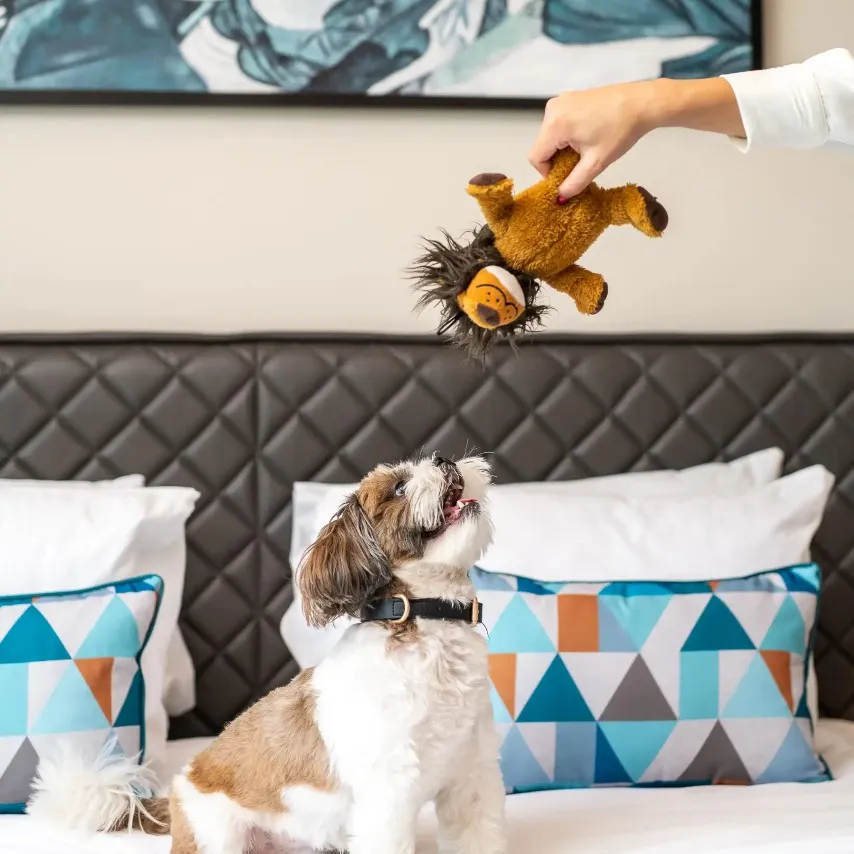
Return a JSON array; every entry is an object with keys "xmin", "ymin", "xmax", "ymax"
[{"xmin": 721, "ymin": 48, "xmax": 854, "ymax": 151}]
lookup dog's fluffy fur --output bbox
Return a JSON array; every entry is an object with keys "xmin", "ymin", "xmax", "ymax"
[{"xmin": 28, "ymin": 454, "xmax": 507, "ymax": 854}]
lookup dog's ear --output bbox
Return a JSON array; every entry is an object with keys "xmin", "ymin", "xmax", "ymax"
[{"xmin": 298, "ymin": 495, "xmax": 391, "ymax": 628}]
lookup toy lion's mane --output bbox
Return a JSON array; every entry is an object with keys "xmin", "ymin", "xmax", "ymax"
[{"xmin": 408, "ymin": 225, "xmax": 550, "ymax": 359}]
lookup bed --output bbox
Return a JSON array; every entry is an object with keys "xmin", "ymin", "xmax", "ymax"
[
  {"xmin": 1, "ymin": 332, "xmax": 854, "ymax": 852},
  {"xmin": 4, "ymin": 719, "xmax": 854, "ymax": 854}
]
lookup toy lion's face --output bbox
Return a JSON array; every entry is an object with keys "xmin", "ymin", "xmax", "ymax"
[
  {"xmin": 458, "ymin": 266, "xmax": 525, "ymax": 330},
  {"xmin": 409, "ymin": 225, "xmax": 550, "ymax": 358}
]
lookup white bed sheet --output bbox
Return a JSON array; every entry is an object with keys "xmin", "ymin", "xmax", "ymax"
[{"xmin": 4, "ymin": 720, "xmax": 854, "ymax": 854}]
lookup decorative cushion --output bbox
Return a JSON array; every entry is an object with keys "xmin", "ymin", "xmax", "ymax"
[
  {"xmin": 0, "ymin": 575, "xmax": 162, "ymax": 813},
  {"xmin": 472, "ymin": 564, "xmax": 828, "ymax": 793},
  {"xmin": 0, "ymin": 477, "xmax": 196, "ymax": 720},
  {"xmin": 0, "ymin": 487, "xmax": 198, "ymax": 773}
]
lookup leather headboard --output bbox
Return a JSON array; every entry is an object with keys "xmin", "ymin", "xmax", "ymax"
[{"xmin": 1, "ymin": 333, "xmax": 852, "ymax": 735}]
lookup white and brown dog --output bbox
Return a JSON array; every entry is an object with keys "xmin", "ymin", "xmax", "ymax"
[{"xmin": 29, "ymin": 454, "xmax": 507, "ymax": 854}]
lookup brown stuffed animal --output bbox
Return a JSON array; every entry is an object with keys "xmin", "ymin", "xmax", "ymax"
[{"xmin": 411, "ymin": 147, "xmax": 668, "ymax": 357}]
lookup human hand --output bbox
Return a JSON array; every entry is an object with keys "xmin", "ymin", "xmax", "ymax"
[{"xmin": 528, "ymin": 81, "xmax": 659, "ymax": 198}]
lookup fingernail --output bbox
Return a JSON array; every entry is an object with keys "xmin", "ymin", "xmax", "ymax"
[{"xmin": 557, "ymin": 195, "xmax": 569, "ymax": 205}]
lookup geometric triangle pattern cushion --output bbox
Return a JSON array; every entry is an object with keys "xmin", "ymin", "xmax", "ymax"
[
  {"xmin": 471, "ymin": 564, "xmax": 828, "ymax": 793},
  {"xmin": 0, "ymin": 574, "xmax": 162, "ymax": 814}
]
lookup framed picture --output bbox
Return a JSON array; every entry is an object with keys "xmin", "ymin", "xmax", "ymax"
[{"xmin": 0, "ymin": 0, "xmax": 762, "ymax": 107}]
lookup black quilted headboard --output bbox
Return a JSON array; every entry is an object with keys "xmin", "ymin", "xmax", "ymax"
[{"xmin": 1, "ymin": 333, "xmax": 853, "ymax": 735}]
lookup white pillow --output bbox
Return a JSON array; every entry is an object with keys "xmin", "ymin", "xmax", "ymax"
[
  {"xmin": 0, "ymin": 474, "xmax": 145, "ymax": 487},
  {"xmin": 479, "ymin": 464, "xmax": 833, "ymax": 582},
  {"xmin": 496, "ymin": 447, "xmax": 784, "ymax": 495},
  {"xmin": 287, "ymin": 449, "xmax": 784, "ymax": 574},
  {"xmin": 0, "ymin": 476, "xmax": 196, "ymax": 718},
  {"xmin": 281, "ymin": 449, "xmax": 786, "ymax": 669},
  {"xmin": 0, "ymin": 486, "xmax": 199, "ymax": 779}
]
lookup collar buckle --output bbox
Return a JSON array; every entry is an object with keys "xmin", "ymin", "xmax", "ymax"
[{"xmin": 390, "ymin": 594, "xmax": 411, "ymax": 624}]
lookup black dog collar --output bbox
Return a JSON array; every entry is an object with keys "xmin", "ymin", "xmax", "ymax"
[{"xmin": 360, "ymin": 595, "xmax": 483, "ymax": 626}]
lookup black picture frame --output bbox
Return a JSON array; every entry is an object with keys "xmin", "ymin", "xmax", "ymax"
[{"xmin": 0, "ymin": 1, "xmax": 763, "ymax": 109}]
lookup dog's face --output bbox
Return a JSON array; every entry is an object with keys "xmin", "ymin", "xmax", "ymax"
[{"xmin": 299, "ymin": 455, "xmax": 493, "ymax": 627}]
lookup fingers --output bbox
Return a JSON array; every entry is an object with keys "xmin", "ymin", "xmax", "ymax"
[
  {"xmin": 558, "ymin": 150, "xmax": 602, "ymax": 198},
  {"xmin": 528, "ymin": 96, "xmax": 564, "ymax": 177},
  {"xmin": 527, "ymin": 133, "xmax": 557, "ymax": 179}
]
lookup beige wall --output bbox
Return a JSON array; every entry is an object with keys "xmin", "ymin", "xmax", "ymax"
[{"xmin": 0, "ymin": 0, "xmax": 851, "ymax": 334}]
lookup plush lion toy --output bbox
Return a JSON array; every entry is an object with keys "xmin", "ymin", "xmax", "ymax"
[{"xmin": 410, "ymin": 147, "xmax": 668, "ymax": 357}]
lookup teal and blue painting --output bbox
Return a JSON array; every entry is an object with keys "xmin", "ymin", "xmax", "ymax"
[{"xmin": 0, "ymin": 0, "xmax": 759, "ymax": 101}]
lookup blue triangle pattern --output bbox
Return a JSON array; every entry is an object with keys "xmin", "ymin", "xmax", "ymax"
[
  {"xmin": 599, "ymin": 721, "xmax": 676, "ymax": 781},
  {"xmin": 783, "ymin": 565, "xmax": 820, "ymax": 593},
  {"xmin": 680, "ymin": 651, "xmax": 719, "ymax": 719},
  {"xmin": 756, "ymin": 722, "xmax": 819, "ymax": 784},
  {"xmin": 490, "ymin": 685, "xmax": 513, "ymax": 723},
  {"xmin": 114, "ymin": 670, "xmax": 144, "ymax": 728},
  {"xmin": 517, "ymin": 577, "xmax": 555, "ymax": 596},
  {"xmin": 470, "ymin": 567, "xmax": 515, "ymax": 591},
  {"xmin": 517, "ymin": 656, "xmax": 594, "ymax": 722},
  {"xmin": 601, "ymin": 581, "xmax": 709, "ymax": 596},
  {"xmin": 714, "ymin": 576, "xmax": 765, "ymax": 593},
  {"xmin": 722, "ymin": 654, "xmax": 793, "ymax": 719},
  {"xmin": 541, "ymin": 581, "xmax": 569, "ymax": 594},
  {"xmin": 0, "ymin": 606, "xmax": 70, "ymax": 664},
  {"xmin": 596, "ymin": 600, "xmax": 636, "ymax": 651},
  {"xmin": 500, "ymin": 726, "xmax": 550, "ymax": 791},
  {"xmin": 795, "ymin": 690, "xmax": 811, "ymax": 720},
  {"xmin": 682, "ymin": 597, "xmax": 754, "ymax": 651},
  {"xmin": 120, "ymin": 575, "xmax": 163, "ymax": 595},
  {"xmin": 594, "ymin": 725, "xmax": 632, "ymax": 784},
  {"xmin": 31, "ymin": 664, "xmax": 110, "ymax": 733},
  {"xmin": 0, "ymin": 663, "xmax": 28, "ymax": 736},
  {"xmin": 76, "ymin": 595, "xmax": 141, "ymax": 659},
  {"xmin": 761, "ymin": 597, "xmax": 806, "ymax": 653},
  {"xmin": 488, "ymin": 595, "xmax": 554, "ymax": 654},
  {"xmin": 666, "ymin": 581, "xmax": 714, "ymax": 595},
  {"xmin": 602, "ymin": 595, "xmax": 670, "ymax": 650},
  {"xmin": 600, "ymin": 581, "xmax": 665, "ymax": 597},
  {"xmin": 555, "ymin": 723, "xmax": 597, "ymax": 786}
]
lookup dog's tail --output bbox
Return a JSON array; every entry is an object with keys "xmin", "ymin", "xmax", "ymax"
[{"xmin": 27, "ymin": 739, "xmax": 170, "ymax": 835}]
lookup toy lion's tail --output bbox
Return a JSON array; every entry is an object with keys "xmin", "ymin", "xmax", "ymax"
[{"xmin": 27, "ymin": 739, "xmax": 170, "ymax": 835}]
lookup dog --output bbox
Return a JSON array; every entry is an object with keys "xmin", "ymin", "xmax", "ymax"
[{"xmin": 28, "ymin": 454, "xmax": 507, "ymax": 854}]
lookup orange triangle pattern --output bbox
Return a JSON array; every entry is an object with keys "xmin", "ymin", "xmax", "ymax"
[
  {"xmin": 558, "ymin": 594, "xmax": 599, "ymax": 652},
  {"xmin": 760, "ymin": 650, "xmax": 793, "ymax": 711},
  {"xmin": 75, "ymin": 657, "xmax": 114, "ymax": 722},
  {"xmin": 489, "ymin": 653, "xmax": 517, "ymax": 718},
  {"xmin": 708, "ymin": 581, "xmax": 720, "ymax": 592}
]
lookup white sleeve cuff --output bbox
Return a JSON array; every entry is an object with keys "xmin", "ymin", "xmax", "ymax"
[{"xmin": 722, "ymin": 63, "xmax": 829, "ymax": 152}]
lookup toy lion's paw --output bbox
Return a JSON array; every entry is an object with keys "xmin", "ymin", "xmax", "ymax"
[
  {"xmin": 636, "ymin": 186, "xmax": 669, "ymax": 235},
  {"xmin": 469, "ymin": 172, "xmax": 507, "ymax": 187},
  {"xmin": 577, "ymin": 279, "xmax": 608, "ymax": 315},
  {"xmin": 466, "ymin": 173, "xmax": 514, "ymax": 198},
  {"xmin": 593, "ymin": 281, "xmax": 608, "ymax": 314}
]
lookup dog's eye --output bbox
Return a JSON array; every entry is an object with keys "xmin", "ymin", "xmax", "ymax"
[{"xmin": 394, "ymin": 482, "xmax": 406, "ymax": 497}]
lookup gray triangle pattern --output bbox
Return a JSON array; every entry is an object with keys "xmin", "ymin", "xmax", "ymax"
[
  {"xmin": 0, "ymin": 738, "xmax": 39, "ymax": 805},
  {"xmin": 678, "ymin": 722, "xmax": 750, "ymax": 784},
  {"xmin": 599, "ymin": 656, "xmax": 677, "ymax": 721}
]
